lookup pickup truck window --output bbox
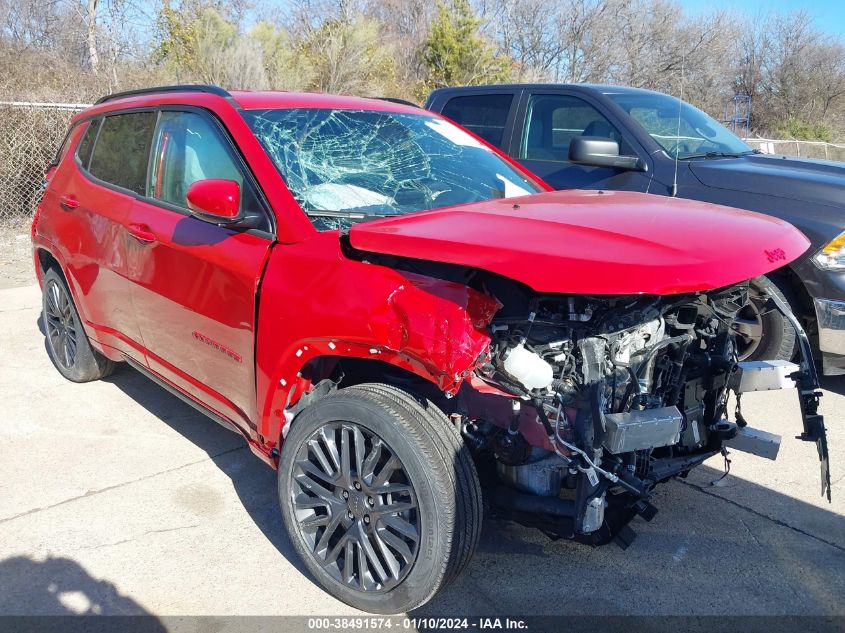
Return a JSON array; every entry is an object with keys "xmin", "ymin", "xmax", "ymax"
[
  {"xmin": 88, "ymin": 112, "xmax": 157, "ymax": 195},
  {"xmin": 244, "ymin": 108, "xmax": 541, "ymax": 231},
  {"xmin": 441, "ymin": 94, "xmax": 513, "ymax": 148},
  {"xmin": 521, "ymin": 94, "xmax": 628, "ymax": 162},
  {"xmin": 605, "ymin": 92, "xmax": 752, "ymax": 159}
]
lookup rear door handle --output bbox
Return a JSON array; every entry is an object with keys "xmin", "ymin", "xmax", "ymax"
[
  {"xmin": 59, "ymin": 194, "xmax": 79, "ymax": 210},
  {"xmin": 127, "ymin": 223, "xmax": 157, "ymax": 243}
]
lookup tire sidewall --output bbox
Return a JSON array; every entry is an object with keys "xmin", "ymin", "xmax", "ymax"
[
  {"xmin": 745, "ymin": 275, "xmax": 797, "ymax": 362},
  {"xmin": 42, "ymin": 269, "xmax": 89, "ymax": 382},
  {"xmin": 278, "ymin": 393, "xmax": 452, "ymax": 614}
]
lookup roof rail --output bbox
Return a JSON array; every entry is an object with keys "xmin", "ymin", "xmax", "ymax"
[
  {"xmin": 376, "ymin": 97, "xmax": 420, "ymax": 108},
  {"xmin": 94, "ymin": 84, "xmax": 233, "ymax": 105}
]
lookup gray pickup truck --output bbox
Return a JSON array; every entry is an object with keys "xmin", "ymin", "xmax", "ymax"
[{"xmin": 426, "ymin": 84, "xmax": 845, "ymax": 374}]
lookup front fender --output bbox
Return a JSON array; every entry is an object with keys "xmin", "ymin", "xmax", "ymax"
[{"xmin": 254, "ymin": 235, "xmax": 499, "ymax": 448}]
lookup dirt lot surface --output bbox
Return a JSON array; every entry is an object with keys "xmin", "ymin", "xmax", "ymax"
[
  {"xmin": 1, "ymin": 282, "xmax": 843, "ymax": 624},
  {"xmin": 0, "ymin": 225, "xmax": 35, "ymax": 289}
]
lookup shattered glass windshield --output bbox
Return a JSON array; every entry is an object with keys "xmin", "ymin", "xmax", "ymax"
[{"xmin": 243, "ymin": 108, "xmax": 542, "ymax": 231}]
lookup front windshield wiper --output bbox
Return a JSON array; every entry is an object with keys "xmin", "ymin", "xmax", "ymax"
[
  {"xmin": 305, "ymin": 208, "xmax": 394, "ymax": 219},
  {"xmin": 303, "ymin": 208, "xmax": 402, "ymax": 226},
  {"xmin": 680, "ymin": 149, "xmax": 760, "ymax": 160}
]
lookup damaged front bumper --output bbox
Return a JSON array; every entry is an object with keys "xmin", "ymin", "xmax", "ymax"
[
  {"xmin": 697, "ymin": 293, "xmax": 831, "ymax": 502},
  {"xmin": 489, "ymin": 293, "xmax": 832, "ymax": 547},
  {"xmin": 772, "ymin": 293, "xmax": 832, "ymax": 502}
]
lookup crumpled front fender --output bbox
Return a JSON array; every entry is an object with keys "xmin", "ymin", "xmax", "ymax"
[
  {"xmin": 368, "ymin": 273, "xmax": 500, "ymax": 385},
  {"xmin": 254, "ymin": 235, "xmax": 500, "ymax": 449}
]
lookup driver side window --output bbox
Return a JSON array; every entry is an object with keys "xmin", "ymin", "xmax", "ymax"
[
  {"xmin": 521, "ymin": 94, "xmax": 632, "ymax": 162},
  {"xmin": 148, "ymin": 111, "xmax": 251, "ymax": 212}
]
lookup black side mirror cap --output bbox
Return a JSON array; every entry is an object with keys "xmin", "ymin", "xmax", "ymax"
[{"xmin": 569, "ymin": 136, "xmax": 645, "ymax": 171}]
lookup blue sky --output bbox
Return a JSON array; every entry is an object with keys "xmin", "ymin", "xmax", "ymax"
[{"xmin": 680, "ymin": 0, "xmax": 845, "ymax": 37}]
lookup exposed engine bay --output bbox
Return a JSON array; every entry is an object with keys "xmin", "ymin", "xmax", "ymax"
[{"xmin": 448, "ymin": 282, "xmax": 832, "ymax": 546}]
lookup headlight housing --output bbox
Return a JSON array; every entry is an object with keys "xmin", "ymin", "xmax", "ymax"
[{"xmin": 813, "ymin": 232, "xmax": 845, "ymax": 271}]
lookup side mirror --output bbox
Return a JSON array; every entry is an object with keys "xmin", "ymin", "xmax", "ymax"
[
  {"xmin": 186, "ymin": 179, "xmax": 241, "ymax": 224},
  {"xmin": 569, "ymin": 136, "xmax": 644, "ymax": 171}
]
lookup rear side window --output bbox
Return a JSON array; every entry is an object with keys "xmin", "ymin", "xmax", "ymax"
[
  {"xmin": 53, "ymin": 125, "xmax": 78, "ymax": 166},
  {"xmin": 89, "ymin": 112, "xmax": 157, "ymax": 194},
  {"xmin": 441, "ymin": 94, "xmax": 513, "ymax": 148},
  {"xmin": 75, "ymin": 119, "xmax": 100, "ymax": 169}
]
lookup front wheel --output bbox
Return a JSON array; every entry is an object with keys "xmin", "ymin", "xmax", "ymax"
[
  {"xmin": 733, "ymin": 275, "xmax": 797, "ymax": 362},
  {"xmin": 278, "ymin": 383, "xmax": 482, "ymax": 613}
]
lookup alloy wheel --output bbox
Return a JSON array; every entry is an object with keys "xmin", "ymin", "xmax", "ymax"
[
  {"xmin": 45, "ymin": 279, "xmax": 77, "ymax": 369},
  {"xmin": 732, "ymin": 290, "xmax": 764, "ymax": 360},
  {"xmin": 290, "ymin": 422, "xmax": 420, "ymax": 593}
]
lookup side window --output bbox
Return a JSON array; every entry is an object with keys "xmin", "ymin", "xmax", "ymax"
[
  {"xmin": 53, "ymin": 124, "xmax": 79, "ymax": 166},
  {"xmin": 521, "ymin": 94, "xmax": 630, "ymax": 162},
  {"xmin": 76, "ymin": 119, "xmax": 100, "ymax": 169},
  {"xmin": 148, "ymin": 111, "xmax": 257, "ymax": 213},
  {"xmin": 441, "ymin": 94, "xmax": 513, "ymax": 148},
  {"xmin": 89, "ymin": 112, "xmax": 156, "ymax": 194}
]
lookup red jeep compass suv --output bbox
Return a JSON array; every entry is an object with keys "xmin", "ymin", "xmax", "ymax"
[{"xmin": 33, "ymin": 85, "xmax": 830, "ymax": 613}]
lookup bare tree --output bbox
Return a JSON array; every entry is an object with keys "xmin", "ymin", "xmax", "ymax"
[
  {"xmin": 733, "ymin": 10, "xmax": 845, "ymax": 136},
  {"xmin": 812, "ymin": 43, "xmax": 845, "ymax": 121},
  {"xmin": 481, "ymin": 0, "xmax": 564, "ymax": 80},
  {"xmin": 363, "ymin": 0, "xmax": 432, "ymax": 88},
  {"xmin": 304, "ymin": 16, "xmax": 396, "ymax": 95},
  {"xmin": 86, "ymin": 0, "xmax": 98, "ymax": 73}
]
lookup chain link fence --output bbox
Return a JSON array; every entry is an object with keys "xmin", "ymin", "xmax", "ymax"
[
  {"xmin": 744, "ymin": 138, "xmax": 845, "ymax": 162},
  {"xmin": 0, "ymin": 102, "xmax": 87, "ymax": 273}
]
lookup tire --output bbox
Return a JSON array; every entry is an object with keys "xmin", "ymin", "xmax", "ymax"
[
  {"xmin": 42, "ymin": 267, "xmax": 115, "ymax": 382},
  {"xmin": 734, "ymin": 275, "xmax": 797, "ymax": 362},
  {"xmin": 277, "ymin": 383, "xmax": 482, "ymax": 613}
]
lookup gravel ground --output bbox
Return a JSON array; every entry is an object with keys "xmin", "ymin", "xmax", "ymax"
[{"xmin": 0, "ymin": 223, "xmax": 35, "ymax": 289}]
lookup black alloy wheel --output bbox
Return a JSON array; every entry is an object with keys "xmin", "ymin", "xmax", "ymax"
[
  {"xmin": 41, "ymin": 267, "xmax": 115, "ymax": 382},
  {"xmin": 278, "ymin": 383, "xmax": 483, "ymax": 613},
  {"xmin": 290, "ymin": 421, "xmax": 420, "ymax": 592}
]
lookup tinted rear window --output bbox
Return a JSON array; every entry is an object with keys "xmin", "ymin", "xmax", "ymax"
[
  {"xmin": 76, "ymin": 119, "xmax": 100, "ymax": 169},
  {"xmin": 441, "ymin": 94, "xmax": 513, "ymax": 148},
  {"xmin": 89, "ymin": 112, "xmax": 156, "ymax": 194}
]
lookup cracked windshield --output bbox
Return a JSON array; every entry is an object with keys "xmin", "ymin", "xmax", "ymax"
[{"xmin": 243, "ymin": 108, "xmax": 542, "ymax": 230}]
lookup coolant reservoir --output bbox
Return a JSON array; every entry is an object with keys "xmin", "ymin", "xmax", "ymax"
[{"xmin": 503, "ymin": 344, "xmax": 554, "ymax": 390}]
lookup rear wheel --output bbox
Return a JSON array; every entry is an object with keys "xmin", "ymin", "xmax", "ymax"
[
  {"xmin": 278, "ymin": 383, "xmax": 482, "ymax": 613},
  {"xmin": 42, "ymin": 268, "xmax": 115, "ymax": 382},
  {"xmin": 733, "ymin": 275, "xmax": 797, "ymax": 362}
]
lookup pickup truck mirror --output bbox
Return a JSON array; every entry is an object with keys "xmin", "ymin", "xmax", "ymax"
[
  {"xmin": 186, "ymin": 179, "xmax": 241, "ymax": 224},
  {"xmin": 569, "ymin": 136, "xmax": 644, "ymax": 171}
]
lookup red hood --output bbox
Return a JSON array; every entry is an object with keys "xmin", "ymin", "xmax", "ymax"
[{"xmin": 347, "ymin": 190, "xmax": 810, "ymax": 295}]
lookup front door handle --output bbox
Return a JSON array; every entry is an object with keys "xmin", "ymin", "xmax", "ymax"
[
  {"xmin": 59, "ymin": 194, "xmax": 79, "ymax": 210},
  {"xmin": 127, "ymin": 223, "xmax": 157, "ymax": 243}
]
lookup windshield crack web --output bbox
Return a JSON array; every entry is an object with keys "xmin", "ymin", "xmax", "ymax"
[{"xmin": 245, "ymin": 108, "xmax": 536, "ymax": 231}]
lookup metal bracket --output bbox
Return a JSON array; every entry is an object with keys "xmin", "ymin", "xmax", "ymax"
[
  {"xmin": 766, "ymin": 292, "xmax": 831, "ymax": 502},
  {"xmin": 723, "ymin": 423, "xmax": 781, "ymax": 460}
]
